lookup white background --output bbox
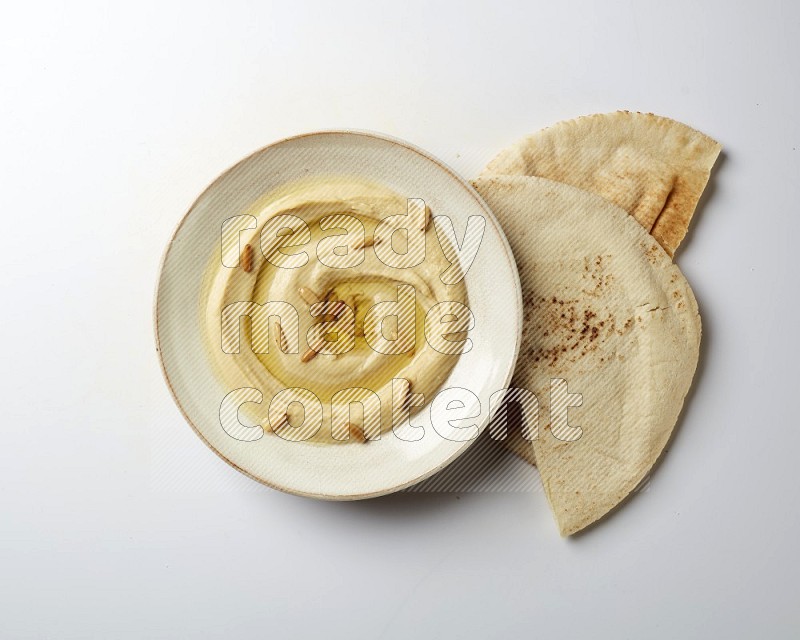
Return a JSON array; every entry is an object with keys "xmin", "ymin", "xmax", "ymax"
[{"xmin": 1, "ymin": 1, "xmax": 798, "ymax": 638}]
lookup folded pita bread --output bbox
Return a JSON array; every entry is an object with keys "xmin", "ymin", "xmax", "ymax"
[
  {"xmin": 482, "ymin": 112, "xmax": 721, "ymax": 255},
  {"xmin": 473, "ymin": 176, "xmax": 701, "ymax": 535}
]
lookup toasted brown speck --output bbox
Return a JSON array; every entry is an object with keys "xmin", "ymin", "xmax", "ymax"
[{"xmin": 242, "ymin": 244, "xmax": 254, "ymax": 272}]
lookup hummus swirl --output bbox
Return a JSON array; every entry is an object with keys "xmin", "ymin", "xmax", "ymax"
[{"xmin": 201, "ymin": 177, "xmax": 468, "ymax": 444}]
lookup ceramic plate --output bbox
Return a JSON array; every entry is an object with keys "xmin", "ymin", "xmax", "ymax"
[{"xmin": 155, "ymin": 131, "xmax": 522, "ymax": 498}]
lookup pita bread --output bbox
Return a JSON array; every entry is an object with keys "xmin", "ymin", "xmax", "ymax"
[
  {"xmin": 473, "ymin": 176, "xmax": 701, "ymax": 535},
  {"xmin": 482, "ymin": 112, "xmax": 721, "ymax": 256}
]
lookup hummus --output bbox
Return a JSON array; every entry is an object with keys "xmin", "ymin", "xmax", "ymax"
[{"xmin": 201, "ymin": 177, "xmax": 469, "ymax": 444}]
